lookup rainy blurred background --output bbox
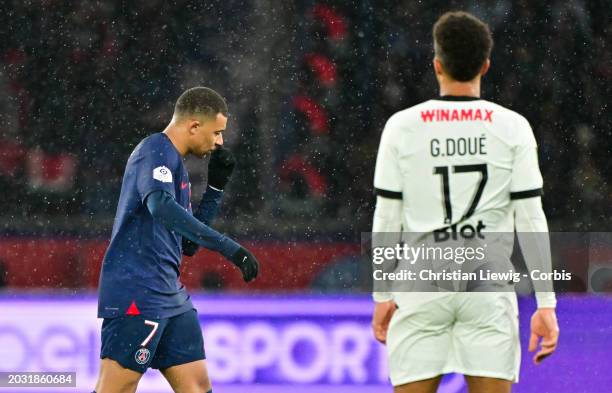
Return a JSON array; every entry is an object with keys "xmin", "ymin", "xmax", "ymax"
[{"xmin": 0, "ymin": 1, "xmax": 611, "ymax": 392}]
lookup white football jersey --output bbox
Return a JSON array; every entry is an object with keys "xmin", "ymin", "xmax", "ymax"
[{"xmin": 374, "ymin": 96, "xmax": 543, "ymax": 235}]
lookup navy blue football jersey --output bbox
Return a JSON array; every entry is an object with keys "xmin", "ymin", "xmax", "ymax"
[{"xmin": 98, "ymin": 133, "xmax": 194, "ymax": 319}]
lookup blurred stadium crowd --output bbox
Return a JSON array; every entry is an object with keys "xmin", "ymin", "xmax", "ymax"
[{"xmin": 0, "ymin": 0, "xmax": 610, "ymax": 239}]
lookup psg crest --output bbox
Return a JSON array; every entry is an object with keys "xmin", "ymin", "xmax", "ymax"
[{"xmin": 135, "ymin": 348, "xmax": 151, "ymax": 365}]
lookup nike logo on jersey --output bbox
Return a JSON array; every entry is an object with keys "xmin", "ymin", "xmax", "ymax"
[
  {"xmin": 181, "ymin": 182, "xmax": 188, "ymax": 189},
  {"xmin": 421, "ymin": 109, "xmax": 493, "ymax": 123},
  {"xmin": 242, "ymin": 256, "xmax": 247, "ymax": 264}
]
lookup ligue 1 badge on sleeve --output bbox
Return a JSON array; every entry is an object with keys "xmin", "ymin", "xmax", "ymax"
[
  {"xmin": 134, "ymin": 348, "xmax": 151, "ymax": 365},
  {"xmin": 153, "ymin": 166, "xmax": 173, "ymax": 183}
]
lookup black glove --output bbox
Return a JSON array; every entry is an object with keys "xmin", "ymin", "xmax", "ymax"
[
  {"xmin": 207, "ymin": 147, "xmax": 236, "ymax": 190},
  {"xmin": 182, "ymin": 237, "xmax": 198, "ymax": 257},
  {"xmin": 229, "ymin": 247, "xmax": 259, "ymax": 282}
]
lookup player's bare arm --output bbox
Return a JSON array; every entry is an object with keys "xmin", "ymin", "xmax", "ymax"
[{"xmin": 515, "ymin": 193, "xmax": 559, "ymax": 364}]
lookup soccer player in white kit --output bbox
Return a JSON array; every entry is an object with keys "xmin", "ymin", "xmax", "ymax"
[{"xmin": 371, "ymin": 12, "xmax": 560, "ymax": 393}]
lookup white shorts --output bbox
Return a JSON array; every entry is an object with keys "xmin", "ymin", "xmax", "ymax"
[{"xmin": 386, "ymin": 292, "xmax": 520, "ymax": 386}]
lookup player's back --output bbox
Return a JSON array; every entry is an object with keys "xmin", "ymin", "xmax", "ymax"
[{"xmin": 375, "ymin": 96, "xmax": 542, "ymax": 236}]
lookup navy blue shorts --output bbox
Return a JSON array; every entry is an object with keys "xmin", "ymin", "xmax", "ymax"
[{"xmin": 100, "ymin": 309, "xmax": 205, "ymax": 373}]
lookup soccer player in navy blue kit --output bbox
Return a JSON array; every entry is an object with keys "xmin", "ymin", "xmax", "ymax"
[{"xmin": 94, "ymin": 87, "xmax": 259, "ymax": 393}]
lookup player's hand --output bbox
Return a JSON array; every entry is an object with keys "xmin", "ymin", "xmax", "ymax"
[
  {"xmin": 207, "ymin": 146, "xmax": 236, "ymax": 190},
  {"xmin": 529, "ymin": 308, "xmax": 559, "ymax": 365},
  {"xmin": 229, "ymin": 246, "xmax": 259, "ymax": 282},
  {"xmin": 182, "ymin": 237, "xmax": 198, "ymax": 257},
  {"xmin": 371, "ymin": 300, "xmax": 396, "ymax": 344}
]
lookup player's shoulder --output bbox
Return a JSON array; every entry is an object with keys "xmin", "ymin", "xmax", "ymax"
[
  {"xmin": 479, "ymin": 100, "xmax": 531, "ymax": 128},
  {"xmin": 139, "ymin": 132, "xmax": 171, "ymax": 150},
  {"xmin": 132, "ymin": 133, "xmax": 177, "ymax": 158},
  {"xmin": 384, "ymin": 100, "xmax": 434, "ymax": 129},
  {"xmin": 380, "ymin": 102, "xmax": 432, "ymax": 141},
  {"xmin": 480, "ymin": 100, "xmax": 536, "ymax": 145}
]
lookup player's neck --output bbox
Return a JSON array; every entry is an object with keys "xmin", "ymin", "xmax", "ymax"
[
  {"xmin": 438, "ymin": 78, "xmax": 481, "ymax": 98},
  {"xmin": 162, "ymin": 126, "xmax": 188, "ymax": 157}
]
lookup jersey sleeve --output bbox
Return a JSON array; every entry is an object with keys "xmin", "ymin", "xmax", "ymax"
[
  {"xmin": 510, "ymin": 116, "xmax": 543, "ymax": 199},
  {"xmin": 182, "ymin": 185, "xmax": 225, "ymax": 257},
  {"xmin": 374, "ymin": 115, "xmax": 403, "ymax": 199},
  {"xmin": 134, "ymin": 139, "xmax": 179, "ymax": 202},
  {"xmin": 146, "ymin": 190, "xmax": 240, "ymax": 258}
]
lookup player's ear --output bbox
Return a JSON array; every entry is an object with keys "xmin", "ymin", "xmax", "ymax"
[
  {"xmin": 433, "ymin": 58, "xmax": 444, "ymax": 77},
  {"xmin": 480, "ymin": 59, "xmax": 490, "ymax": 76},
  {"xmin": 188, "ymin": 120, "xmax": 200, "ymax": 135}
]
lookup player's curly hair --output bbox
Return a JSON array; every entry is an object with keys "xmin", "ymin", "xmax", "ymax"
[
  {"xmin": 433, "ymin": 11, "xmax": 493, "ymax": 82},
  {"xmin": 174, "ymin": 86, "xmax": 228, "ymax": 118}
]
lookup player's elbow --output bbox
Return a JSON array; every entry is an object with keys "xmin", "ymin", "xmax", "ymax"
[{"xmin": 145, "ymin": 191, "xmax": 171, "ymax": 221}]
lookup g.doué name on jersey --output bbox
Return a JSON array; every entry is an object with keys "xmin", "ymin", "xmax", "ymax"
[{"xmin": 430, "ymin": 135, "xmax": 487, "ymax": 157}]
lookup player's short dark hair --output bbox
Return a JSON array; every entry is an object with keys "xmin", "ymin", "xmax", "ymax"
[
  {"xmin": 174, "ymin": 87, "xmax": 228, "ymax": 119},
  {"xmin": 433, "ymin": 11, "xmax": 493, "ymax": 81}
]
